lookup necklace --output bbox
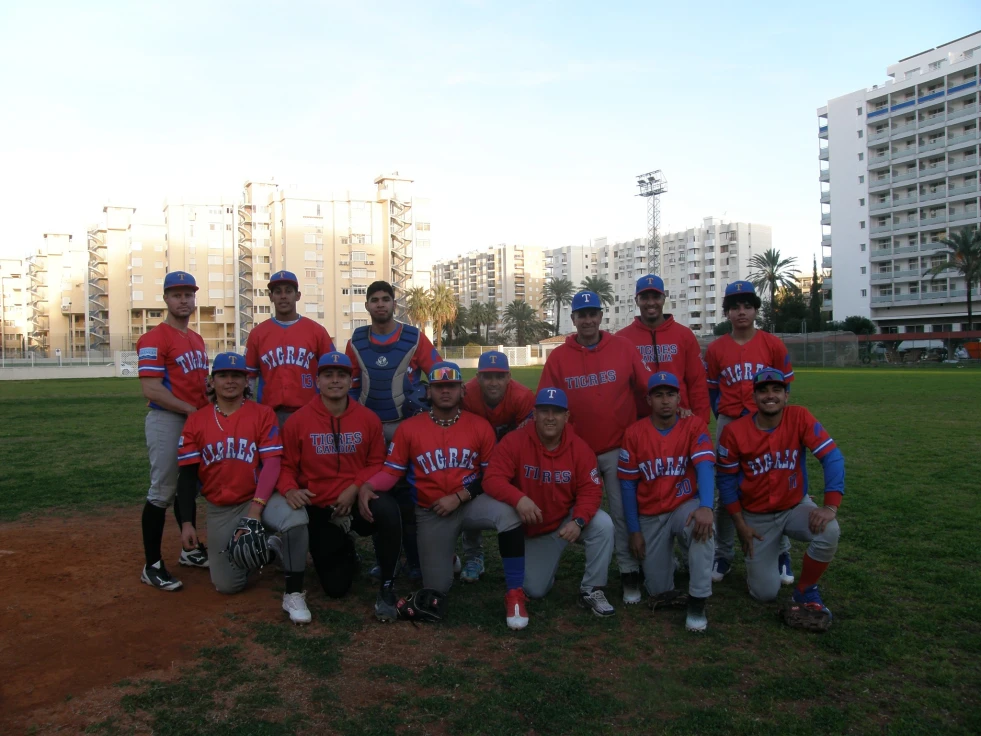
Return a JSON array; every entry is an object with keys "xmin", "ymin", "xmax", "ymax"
[
  {"xmin": 429, "ymin": 408, "xmax": 461, "ymax": 427},
  {"xmin": 213, "ymin": 398, "xmax": 245, "ymax": 432}
]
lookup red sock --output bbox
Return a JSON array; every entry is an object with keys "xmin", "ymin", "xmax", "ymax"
[{"xmin": 796, "ymin": 554, "xmax": 829, "ymax": 592}]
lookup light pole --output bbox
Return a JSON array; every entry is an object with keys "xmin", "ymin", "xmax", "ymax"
[{"xmin": 0, "ymin": 275, "xmax": 7, "ymax": 366}]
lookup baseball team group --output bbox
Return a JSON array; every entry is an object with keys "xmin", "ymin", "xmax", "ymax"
[{"xmin": 136, "ymin": 268, "xmax": 844, "ymax": 633}]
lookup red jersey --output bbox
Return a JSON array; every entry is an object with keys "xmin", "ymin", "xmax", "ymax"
[
  {"xmin": 245, "ymin": 317, "xmax": 335, "ymax": 411},
  {"xmin": 279, "ymin": 396, "xmax": 386, "ymax": 507},
  {"xmin": 717, "ymin": 406, "xmax": 838, "ymax": 514},
  {"xmin": 382, "ymin": 411, "xmax": 496, "ymax": 508},
  {"xmin": 177, "ymin": 401, "xmax": 283, "ymax": 506},
  {"xmin": 136, "ymin": 323, "xmax": 209, "ymax": 410},
  {"xmin": 462, "ymin": 378, "xmax": 535, "ymax": 441},
  {"xmin": 617, "ymin": 416, "xmax": 715, "ymax": 516},
  {"xmin": 616, "ymin": 316, "xmax": 711, "ymax": 424},
  {"xmin": 705, "ymin": 331, "xmax": 794, "ymax": 418},
  {"xmin": 537, "ymin": 332, "xmax": 650, "ymax": 454},
  {"xmin": 484, "ymin": 422, "xmax": 602, "ymax": 537}
]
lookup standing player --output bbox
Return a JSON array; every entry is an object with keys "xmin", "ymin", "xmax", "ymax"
[
  {"xmin": 537, "ymin": 290, "xmax": 651, "ymax": 604},
  {"xmin": 278, "ymin": 352, "xmax": 403, "ymax": 622},
  {"xmin": 245, "ymin": 270, "xmax": 335, "ymax": 428},
  {"xmin": 716, "ymin": 368, "xmax": 843, "ymax": 631},
  {"xmin": 484, "ymin": 388, "xmax": 615, "ymax": 617},
  {"xmin": 706, "ymin": 280, "xmax": 795, "ymax": 585},
  {"xmin": 176, "ymin": 352, "xmax": 311, "ymax": 623},
  {"xmin": 137, "ymin": 271, "xmax": 210, "ymax": 592},
  {"xmin": 458, "ymin": 350, "xmax": 535, "ymax": 583},
  {"xmin": 357, "ymin": 362, "xmax": 529, "ymax": 630},
  {"xmin": 618, "ymin": 373, "xmax": 716, "ymax": 631},
  {"xmin": 616, "ymin": 275, "xmax": 710, "ymax": 424}
]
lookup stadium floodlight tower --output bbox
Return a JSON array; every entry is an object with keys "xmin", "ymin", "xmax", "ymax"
[{"xmin": 636, "ymin": 170, "xmax": 668, "ymax": 273}]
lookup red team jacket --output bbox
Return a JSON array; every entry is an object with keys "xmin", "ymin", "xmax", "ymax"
[
  {"xmin": 279, "ymin": 396, "xmax": 386, "ymax": 508},
  {"xmin": 705, "ymin": 331, "xmax": 794, "ymax": 418},
  {"xmin": 537, "ymin": 332, "xmax": 651, "ymax": 454},
  {"xmin": 717, "ymin": 406, "xmax": 841, "ymax": 514},
  {"xmin": 382, "ymin": 411, "xmax": 497, "ymax": 508},
  {"xmin": 483, "ymin": 422, "xmax": 603, "ymax": 538},
  {"xmin": 136, "ymin": 323, "xmax": 210, "ymax": 410},
  {"xmin": 616, "ymin": 316, "xmax": 711, "ymax": 424},
  {"xmin": 177, "ymin": 401, "xmax": 283, "ymax": 507},
  {"xmin": 617, "ymin": 416, "xmax": 716, "ymax": 516},
  {"xmin": 245, "ymin": 317, "xmax": 335, "ymax": 410},
  {"xmin": 461, "ymin": 379, "xmax": 535, "ymax": 441}
]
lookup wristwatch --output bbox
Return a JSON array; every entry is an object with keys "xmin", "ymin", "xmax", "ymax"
[{"xmin": 573, "ymin": 517, "xmax": 586, "ymax": 530}]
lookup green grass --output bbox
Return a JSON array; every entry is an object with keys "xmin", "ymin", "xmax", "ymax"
[{"xmin": 7, "ymin": 369, "xmax": 981, "ymax": 734}]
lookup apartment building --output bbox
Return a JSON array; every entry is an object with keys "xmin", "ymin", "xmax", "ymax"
[
  {"xmin": 599, "ymin": 237, "xmax": 648, "ymax": 332},
  {"xmin": 543, "ymin": 244, "xmax": 602, "ymax": 333},
  {"xmin": 25, "ymin": 234, "xmax": 89, "ymax": 356},
  {"xmin": 1, "ymin": 258, "xmax": 28, "ymax": 356},
  {"xmin": 818, "ymin": 31, "xmax": 980, "ymax": 331}
]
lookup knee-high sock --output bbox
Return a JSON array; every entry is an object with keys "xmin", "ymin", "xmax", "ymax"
[
  {"xmin": 142, "ymin": 502, "xmax": 166, "ymax": 567},
  {"xmin": 497, "ymin": 527, "xmax": 525, "ymax": 591},
  {"xmin": 797, "ymin": 553, "xmax": 830, "ymax": 592}
]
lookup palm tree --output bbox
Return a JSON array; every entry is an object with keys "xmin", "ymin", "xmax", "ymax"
[
  {"xmin": 468, "ymin": 302, "xmax": 487, "ymax": 341},
  {"xmin": 443, "ymin": 303, "xmax": 470, "ymax": 344},
  {"xmin": 926, "ymin": 227, "xmax": 981, "ymax": 331},
  {"xmin": 540, "ymin": 277, "xmax": 575, "ymax": 335},
  {"xmin": 502, "ymin": 299, "xmax": 552, "ymax": 346},
  {"xmin": 483, "ymin": 301, "xmax": 499, "ymax": 342},
  {"xmin": 579, "ymin": 276, "xmax": 614, "ymax": 308},
  {"xmin": 405, "ymin": 287, "xmax": 430, "ymax": 330},
  {"xmin": 748, "ymin": 248, "xmax": 800, "ymax": 331},
  {"xmin": 427, "ymin": 284, "xmax": 458, "ymax": 352}
]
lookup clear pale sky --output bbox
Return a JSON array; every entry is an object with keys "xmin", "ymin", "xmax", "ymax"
[{"xmin": 1, "ymin": 1, "xmax": 978, "ymax": 269}]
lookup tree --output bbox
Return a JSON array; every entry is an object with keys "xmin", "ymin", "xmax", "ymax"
[
  {"xmin": 840, "ymin": 316, "xmax": 876, "ymax": 335},
  {"xmin": 541, "ymin": 277, "xmax": 576, "ymax": 336},
  {"xmin": 579, "ymin": 276, "xmax": 615, "ymax": 308},
  {"xmin": 482, "ymin": 301, "xmax": 499, "ymax": 342},
  {"xmin": 468, "ymin": 302, "xmax": 487, "ymax": 340},
  {"xmin": 502, "ymin": 299, "xmax": 552, "ymax": 346},
  {"xmin": 772, "ymin": 287, "xmax": 808, "ymax": 333},
  {"xmin": 925, "ymin": 227, "xmax": 981, "ymax": 332},
  {"xmin": 427, "ymin": 284, "xmax": 458, "ymax": 352},
  {"xmin": 748, "ymin": 248, "xmax": 800, "ymax": 331},
  {"xmin": 443, "ymin": 303, "xmax": 470, "ymax": 344},
  {"xmin": 405, "ymin": 287, "xmax": 430, "ymax": 330},
  {"xmin": 713, "ymin": 321, "xmax": 733, "ymax": 336},
  {"xmin": 809, "ymin": 255, "xmax": 824, "ymax": 332}
]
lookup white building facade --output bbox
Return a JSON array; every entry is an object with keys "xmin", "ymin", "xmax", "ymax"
[{"xmin": 543, "ymin": 244, "xmax": 602, "ymax": 333}]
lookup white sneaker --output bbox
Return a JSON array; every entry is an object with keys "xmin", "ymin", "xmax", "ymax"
[
  {"xmin": 579, "ymin": 588, "xmax": 616, "ymax": 617},
  {"xmin": 453, "ymin": 554, "xmax": 462, "ymax": 574},
  {"xmin": 282, "ymin": 591, "xmax": 312, "ymax": 624}
]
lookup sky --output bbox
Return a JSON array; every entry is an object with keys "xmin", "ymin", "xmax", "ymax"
[{"xmin": 0, "ymin": 0, "xmax": 978, "ymax": 270}]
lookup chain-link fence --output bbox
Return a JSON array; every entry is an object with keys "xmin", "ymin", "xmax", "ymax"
[{"xmin": 697, "ymin": 331, "xmax": 861, "ymax": 368}]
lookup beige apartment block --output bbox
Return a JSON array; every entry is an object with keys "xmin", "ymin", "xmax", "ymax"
[
  {"xmin": 26, "ymin": 233, "xmax": 89, "ymax": 356},
  {"xmin": 0, "ymin": 258, "xmax": 28, "ymax": 357}
]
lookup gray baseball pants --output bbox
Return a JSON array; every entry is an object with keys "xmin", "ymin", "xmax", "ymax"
[
  {"xmin": 145, "ymin": 410, "xmax": 187, "ymax": 508},
  {"xmin": 523, "ymin": 510, "xmax": 614, "ymax": 598},
  {"xmin": 638, "ymin": 498, "xmax": 715, "ymax": 599},
  {"xmin": 742, "ymin": 497, "xmax": 840, "ymax": 602},
  {"xmin": 597, "ymin": 449, "xmax": 639, "ymax": 575},
  {"xmin": 206, "ymin": 494, "xmax": 309, "ymax": 594},
  {"xmin": 415, "ymin": 495, "xmax": 522, "ymax": 594}
]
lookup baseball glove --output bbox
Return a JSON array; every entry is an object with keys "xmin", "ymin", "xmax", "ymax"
[
  {"xmin": 396, "ymin": 588, "xmax": 448, "ymax": 623},
  {"xmin": 226, "ymin": 517, "xmax": 274, "ymax": 571},
  {"xmin": 781, "ymin": 600, "xmax": 833, "ymax": 632}
]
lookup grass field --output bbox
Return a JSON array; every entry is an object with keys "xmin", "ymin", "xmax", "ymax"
[{"xmin": 2, "ymin": 369, "xmax": 980, "ymax": 734}]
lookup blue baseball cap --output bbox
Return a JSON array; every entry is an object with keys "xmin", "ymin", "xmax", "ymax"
[
  {"xmin": 535, "ymin": 387, "xmax": 568, "ymax": 410},
  {"xmin": 753, "ymin": 367, "xmax": 790, "ymax": 388},
  {"xmin": 317, "ymin": 351, "xmax": 353, "ymax": 374},
  {"xmin": 428, "ymin": 362, "xmax": 463, "ymax": 384},
  {"xmin": 571, "ymin": 291, "xmax": 602, "ymax": 313},
  {"xmin": 724, "ymin": 280, "xmax": 758, "ymax": 298},
  {"xmin": 477, "ymin": 351, "xmax": 510, "ymax": 373},
  {"xmin": 647, "ymin": 371, "xmax": 680, "ymax": 392},
  {"xmin": 163, "ymin": 271, "xmax": 198, "ymax": 292},
  {"xmin": 268, "ymin": 270, "xmax": 299, "ymax": 289},
  {"xmin": 211, "ymin": 352, "xmax": 248, "ymax": 374},
  {"xmin": 636, "ymin": 274, "xmax": 665, "ymax": 295}
]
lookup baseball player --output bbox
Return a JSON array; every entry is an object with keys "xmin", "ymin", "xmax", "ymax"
[
  {"xmin": 458, "ymin": 350, "xmax": 535, "ymax": 583},
  {"xmin": 537, "ymin": 290, "xmax": 651, "ymax": 605},
  {"xmin": 706, "ymin": 281, "xmax": 795, "ymax": 585},
  {"xmin": 716, "ymin": 367, "xmax": 843, "ymax": 631},
  {"xmin": 484, "ymin": 388, "xmax": 615, "ymax": 617},
  {"xmin": 357, "ymin": 362, "xmax": 530, "ymax": 630},
  {"xmin": 176, "ymin": 352, "xmax": 311, "ymax": 623},
  {"xmin": 346, "ymin": 280, "xmax": 442, "ymax": 582},
  {"xmin": 618, "ymin": 372, "xmax": 716, "ymax": 631},
  {"xmin": 136, "ymin": 271, "xmax": 210, "ymax": 592},
  {"xmin": 616, "ymin": 274, "xmax": 711, "ymax": 424},
  {"xmin": 278, "ymin": 351, "xmax": 402, "ymax": 622},
  {"xmin": 245, "ymin": 270, "xmax": 335, "ymax": 429}
]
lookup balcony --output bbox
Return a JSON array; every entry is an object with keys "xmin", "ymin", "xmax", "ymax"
[
  {"xmin": 892, "ymin": 170, "xmax": 918, "ymax": 183},
  {"xmin": 918, "ymin": 163, "xmax": 947, "ymax": 178},
  {"xmin": 823, "ymin": 277, "xmax": 833, "ymax": 289},
  {"xmin": 918, "ymin": 138, "xmax": 946, "ymax": 154},
  {"xmin": 868, "ymin": 129, "xmax": 889, "ymax": 143},
  {"xmin": 890, "ymin": 269, "xmax": 920, "ymax": 281},
  {"xmin": 870, "ymin": 222, "xmax": 892, "ymax": 234},
  {"xmin": 820, "ymin": 191, "xmax": 831, "ymax": 204},
  {"xmin": 947, "ymin": 130, "xmax": 979, "ymax": 148},
  {"xmin": 948, "ymin": 183, "xmax": 978, "ymax": 197},
  {"xmin": 822, "ymin": 256, "xmax": 832, "ymax": 268},
  {"xmin": 868, "ymin": 107, "xmax": 889, "ymax": 119},
  {"xmin": 819, "ymin": 169, "xmax": 831, "ymax": 182},
  {"xmin": 947, "ymin": 80, "xmax": 978, "ymax": 99},
  {"xmin": 918, "ymin": 215, "xmax": 948, "ymax": 228},
  {"xmin": 919, "ymin": 189, "xmax": 947, "ymax": 202},
  {"xmin": 891, "ymin": 99, "xmax": 916, "ymax": 114},
  {"xmin": 869, "ymin": 151, "xmax": 889, "ymax": 165},
  {"xmin": 819, "ymin": 125, "xmax": 829, "ymax": 138},
  {"xmin": 918, "ymin": 90, "xmax": 945, "ymax": 105},
  {"xmin": 920, "ymin": 240, "xmax": 949, "ymax": 253},
  {"xmin": 819, "ymin": 147, "xmax": 830, "ymax": 161},
  {"xmin": 893, "ymin": 219, "xmax": 919, "ymax": 234},
  {"xmin": 947, "ymin": 103, "xmax": 977, "ymax": 123},
  {"xmin": 871, "ymin": 295, "xmax": 894, "ymax": 304},
  {"xmin": 821, "ymin": 234, "xmax": 832, "ymax": 246},
  {"xmin": 869, "ymin": 176, "xmax": 892, "ymax": 192},
  {"xmin": 821, "ymin": 213, "xmax": 832, "ymax": 225},
  {"xmin": 950, "ymin": 209, "xmax": 980, "ymax": 223},
  {"xmin": 894, "ymin": 244, "xmax": 919, "ymax": 254},
  {"xmin": 948, "ymin": 156, "xmax": 979, "ymax": 172},
  {"xmin": 891, "ymin": 122, "xmax": 916, "ymax": 137},
  {"xmin": 871, "ymin": 272, "xmax": 893, "ymax": 281},
  {"xmin": 870, "ymin": 199, "xmax": 891, "ymax": 211},
  {"xmin": 871, "ymin": 248, "xmax": 893, "ymax": 260},
  {"xmin": 891, "ymin": 147, "xmax": 918, "ymax": 164},
  {"xmin": 891, "ymin": 195, "xmax": 917, "ymax": 208}
]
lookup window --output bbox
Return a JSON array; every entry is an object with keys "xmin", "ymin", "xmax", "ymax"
[
  {"xmin": 860, "ymin": 221, "xmax": 866, "ymax": 229},
  {"xmin": 859, "ymin": 198, "xmax": 865, "ymax": 206},
  {"xmin": 352, "ymin": 251, "xmax": 367, "ymax": 262},
  {"xmin": 155, "ymin": 278, "xmax": 163, "ymax": 285},
  {"xmin": 209, "ymin": 272, "xmax": 223, "ymax": 281},
  {"xmin": 861, "ymin": 289, "xmax": 867, "ymax": 297},
  {"xmin": 858, "ymin": 153, "xmax": 864, "ymax": 161},
  {"xmin": 352, "ymin": 268, "xmax": 367, "ymax": 278},
  {"xmin": 208, "ymin": 255, "xmax": 222, "ymax": 265},
  {"xmin": 216, "ymin": 308, "xmax": 224, "ymax": 316},
  {"xmin": 209, "ymin": 224, "xmax": 216, "ymax": 231},
  {"xmin": 253, "ymin": 305, "xmax": 271, "ymax": 314},
  {"xmin": 857, "ymin": 107, "xmax": 863, "ymax": 115},
  {"xmin": 208, "ymin": 289, "xmax": 223, "ymax": 298},
  {"xmin": 353, "ymin": 319, "xmax": 368, "ymax": 328},
  {"xmin": 305, "ymin": 269, "xmax": 317, "ymax": 278},
  {"xmin": 416, "ymin": 222, "xmax": 431, "ymax": 231},
  {"xmin": 857, "ymin": 130, "xmax": 864, "ymax": 139},
  {"xmin": 132, "ymin": 275, "xmax": 143, "ymax": 284},
  {"xmin": 860, "ymin": 243, "xmax": 866, "ymax": 252},
  {"xmin": 131, "ymin": 242, "xmax": 143, "ymax": 251},
  {"xmin": 132, "ymin": 290, "xmax": 144, "ymax": 300},
  {"xmin": 928, "ymin": 59, "xmax": 945, "ymax": 71},
  {"xmin": 132, "ymin": 257, "xmax": 143, "ymax": 267},
  {"xmin": 188, "ymin": 259, "xmax": 196, "ymax": 268},
  {"xmin": 859, "ymin": 175, "xmax": 865, "ymax": 183},
  {"xmin": 305, "ymin": 303, "xmax": 319, "ymax": 314},
  {"xmin": 860, "ymin": 267, "xmax": 867, "ymax": 274},
  {"xmin": 226, "ymin": 224, "xmax": 232, "ymax": 231},
  {"xmin": 304, "ymin": 251, "xmax": 316, "ymax": 261},
  {"xmin": 155, "ymin": 261, "xmax": 164, "ymax": 269}
]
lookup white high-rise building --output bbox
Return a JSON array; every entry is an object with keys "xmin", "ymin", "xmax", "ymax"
[
  {"xmin": 818, "ymin": 31, "xmax": 980, "ymax": 332},
  {"xmin": 601, "ymin": 237, "xmax": 649, "ymax": 332},
  {"xmin": 543, "ymin": 244, "xmax": 601, "ymax": 333}
]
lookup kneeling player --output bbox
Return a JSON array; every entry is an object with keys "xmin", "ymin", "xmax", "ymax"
[
  {"xmin": 484, "ymin": 388, "xmax": 615, "ymax": 617},
  {"xmin": 358, "ymin": 362, "xmax": 529, "ymax": 630},
  {"xmin": 717, "ymin": 368, "xmax": 843, "ymax": 631},
  {"xmin": 618, "ymin": 372, "xmax": 716, "ymax": 631},
  {"xmin": 176, "ymin": 353, "xmax": 311, "ymax": 624},
  {"xmin": 279, "ymin": 352, "xmax": 402, "ymax": 622}
]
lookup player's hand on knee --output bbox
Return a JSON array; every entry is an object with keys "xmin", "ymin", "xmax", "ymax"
[
  {"xmin": 735, "ymin": 522, "xmax": 763, "ymax": 558},
  {"xmin": 515, "ymin": 496, "xmax": 543, "ymax": 526},
  {"xmin": 358, "ymin": 486, "xmax": 378, "ymax": 522},
  {"xmin": 431, "ymin": 493, "xmax": 462, "ymax": 517},
  {"xmin": 557, "ymin": 520, "xmax": 581, "ymax": 543},
  {"xmin": 809, "ymin": 506, "xmax": 836, "ymax": 534},
  {"xmin": 687, "ymin": 506, "xmax": 715, "ymax": 543},
  {"xmin": 628, "ymin": 531, "xmax": 646, "ymax": 560},
  {"xmin": 180, "ymin": 523, "xmax": 199, "ymax": 551},
  {"xmin": 679, "ymin": 408, "xmax": 693, "ymax": 419},
  {"xmin": 285, "ymin": 488, "xmax": 313, "ymax": 510},
  {"xmin": 333, "ymin": 484, "xmax": 358, "ymax": 518}
]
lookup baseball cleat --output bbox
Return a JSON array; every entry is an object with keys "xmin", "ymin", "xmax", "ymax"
[
  {"xmin": 778, "ymin": 552, "xmax": 795, "ymax": 585},
  {"xmin": 579, "ymin": 588, "xmax": 616, "ymax": 617},
  {"xmin": 141, "ymin": 561, "xmax": 183, "ymax": 591},
  {"xmin": 711, "ymin": 557, "xmax": 731, "ymax": 583},
  {"xmin": 407, "ymin": 564, "xmax": 423, "ymax": 582},
  {"xmin": 282, "ymin": 591, "xmax": 312, "ymax": 625},
  {"xmin": 369, "ymin": 557, "xmax": 403, "ymax": 581},
  {"xmin": 783, "ymin": 584, "xmax": 832, "ymax": 632},
  {"xmin": 505, "ymin": 588, "xmax": 529, "ymax": 630},
  {"xmin": 461, "ymin": 554, "xmax": 485, "ymax": 583},
  {"xmin": 453, "ymin": 555, "xmax": 462, "ymax": 574},
  {"xmin": 620, "ymin": 571, "xmax": 642, "ymax": 605},
  {"xmin": 648, "ymin": 589, "xmax": 690, "ymax": 611},
  {"xmin": 685, "ymin": 597, "xmax": 708, "ymax": 632},
  {"xmin": 179, "ymin": 544, "xmax": 209, "ymax": 568},
  {"xmin": 375, "ymin": 583, "xmax": 398, "ymax": 622}
]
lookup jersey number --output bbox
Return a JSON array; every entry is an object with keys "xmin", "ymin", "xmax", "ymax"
[
  {"xmin": 674, "ymin": 479, "xmax": 693, "ymax": 498},
  {"xmin": 301, "ymin": 374, "xmax": 314, "ymax": 389}
]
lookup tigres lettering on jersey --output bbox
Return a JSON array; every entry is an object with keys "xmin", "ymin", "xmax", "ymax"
[{"xmin": 136, "ymin": 322, "xmax": 210, "ymax": 410}]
